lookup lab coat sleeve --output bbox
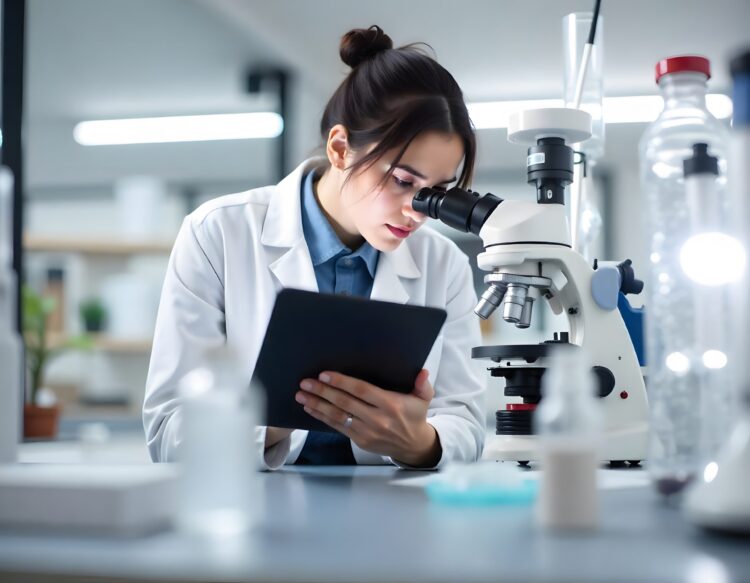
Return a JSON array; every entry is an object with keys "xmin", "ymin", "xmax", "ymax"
[
  {"xmin": 390, "ymin": 253, "xmax": 486, "ymax": 470},
  {"xmin": 142, "ymin": 215, "xmax": 290, "ymax": 470}
]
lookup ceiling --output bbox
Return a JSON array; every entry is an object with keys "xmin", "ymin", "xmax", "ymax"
[
  {"xmin": 28, "ymin": 0, "xmax": 750, "ymax": 120},
  {"xmin": 24, "ymin": 0, "xmax": 749, "ymax": 185},
  {"xmin": 202, "ymin": 0, "xmax": 750, "ymax": 100}
]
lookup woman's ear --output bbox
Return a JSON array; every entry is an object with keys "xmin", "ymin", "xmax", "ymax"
[{"xmin": 326, "ymin": 124, "xmax": 349, "ymax": 171}]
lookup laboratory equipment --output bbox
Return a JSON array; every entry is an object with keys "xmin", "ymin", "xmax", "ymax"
[
  {"xmin": 413, "ymin": 107, "xmax": 649, "ymax": 464},
  {"xmin": 563, "ymin": 9, "xmax": 604, "ymax": 161},
  {"xmin": 425, "ymin": 461, "xmax": 537, "ymax": 506},
  {"xmin": 0, "ymin": 166, "xmax": 21, "ymax": 464},
  {"xmin": 535, "ymin": 346, "xmax": 600, "ymax": 530},
  {"xmin": 563, "ymin": 8, "xmax": 605, "ymax": 260},
  {"xmin": 681, "ymin": 143, "xmax": 740, "ymax": 464},
  {"xmin": 638, "ymin": 55, "xmax": 731, "ymax": 495},
  {"xmin": 684, "ymin": 49, "xmax": 750, "ymax": 534},
  {"xmin": 178, "ymin": 346, "xmax": 262, "ymax": 537}
]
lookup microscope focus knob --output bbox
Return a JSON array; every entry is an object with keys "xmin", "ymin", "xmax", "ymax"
[
  {"xmin": 592, "ymin": 366, "xmax": 616, "ymax": 398},
  {"xmin": 617, "ymin": 259, "xmax": 644, "ymax": 295}
]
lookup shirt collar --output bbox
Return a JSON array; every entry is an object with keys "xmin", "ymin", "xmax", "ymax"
[{"xmin": 301, "ymin": 170, "xmax": 379, "ymax": 277}]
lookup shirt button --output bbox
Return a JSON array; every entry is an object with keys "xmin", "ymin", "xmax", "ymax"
[{"xmin": 342, "ymin": 258, "xmax": 353, "ymax": 267}]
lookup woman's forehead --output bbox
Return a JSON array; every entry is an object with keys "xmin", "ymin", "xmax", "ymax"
[{"xmin": 392, "ymin": 132, "xmax": 463, "ymax": 181}]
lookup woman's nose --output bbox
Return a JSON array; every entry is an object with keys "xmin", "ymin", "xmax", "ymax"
[{"xmin": 403, "ymin": 200, "xmax": 427, "ymax": 224}]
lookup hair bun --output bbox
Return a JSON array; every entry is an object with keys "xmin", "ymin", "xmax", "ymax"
[{"xmin": 340, "ymin": 25, "xmax": 393, "ymax": 68}]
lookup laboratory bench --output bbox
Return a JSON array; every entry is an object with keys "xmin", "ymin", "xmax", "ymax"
[{"xmin": 1, "ymin": 442, "xmax": 749, "ymax": 583}]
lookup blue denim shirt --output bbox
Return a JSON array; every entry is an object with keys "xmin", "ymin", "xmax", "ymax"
[{"xmin": 300, "ymin": 169, "xmax": 379, "ymax": 297}]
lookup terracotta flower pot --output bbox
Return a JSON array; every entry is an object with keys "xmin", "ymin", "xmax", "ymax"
[{"xmin": 23, "ymin": 404, "xmax": 61, "ymax": 439}]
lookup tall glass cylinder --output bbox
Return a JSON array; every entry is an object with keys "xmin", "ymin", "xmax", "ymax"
[
  {"xmin": 563, "ymin": 12, "xmax": 604, "ymax": 162},
  {"xmin": 563, "ymin": 12, "xmax": 604, "ymax": 259}
]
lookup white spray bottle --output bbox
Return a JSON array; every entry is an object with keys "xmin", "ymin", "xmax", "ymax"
[{"xmin": 0, "ymin": 167, "xmax": 22, "ymax": 464}]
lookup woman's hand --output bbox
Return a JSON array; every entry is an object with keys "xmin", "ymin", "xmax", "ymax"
[{"xmin": 295, "ymin": 369, "xmax": 442, "ymax": 467}]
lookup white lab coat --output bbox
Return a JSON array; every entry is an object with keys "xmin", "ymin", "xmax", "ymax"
[{"xmin": 143, "ymin": 158, "xmax": 485, "ymax": 470}]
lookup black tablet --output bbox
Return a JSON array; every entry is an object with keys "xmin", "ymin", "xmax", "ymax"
[{"xmin": 252, "ymin": 288, "xmax": 447, "ymax": 432}]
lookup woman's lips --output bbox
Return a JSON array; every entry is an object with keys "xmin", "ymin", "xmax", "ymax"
[{"xmin": 386, "ymin": 224, "xmax": 412, "ymax": 239}]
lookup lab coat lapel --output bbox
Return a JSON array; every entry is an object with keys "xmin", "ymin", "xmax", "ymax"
[
  {"xmin": 268, "ymin": 240, "xmax": 319, "ymax": 292},
  {"xmin": 370, "ymin": 241, "xmax": 421, "ymax": 305},
  {"xmin": 262, "ymin": 159, "xmax": 320, "ymax": 292}
]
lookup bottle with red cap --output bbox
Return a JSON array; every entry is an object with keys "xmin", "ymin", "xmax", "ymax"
[{"xmin": 638, "ymin": 55, "xmax": 731, "ymax": 496}]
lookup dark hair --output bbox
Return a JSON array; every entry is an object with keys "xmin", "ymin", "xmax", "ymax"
[{"xmin": 320, "ymin": 25, "xmax": 476, "ymax": 189}]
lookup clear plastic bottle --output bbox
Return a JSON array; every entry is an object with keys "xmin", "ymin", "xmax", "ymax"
[
  {"xmin": 534, "ymin": 346, "xmax": 601, "ymax": 530},
  {"xmin": 638, "ymin": 55, "xmax": 731, "ymax": 495},
  {"xmin": 176, "ymin": 346, "xmax": 263, "ymax": 537}
]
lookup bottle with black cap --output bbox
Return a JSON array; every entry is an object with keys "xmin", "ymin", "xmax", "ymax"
[{"xmin": 681, "ymin": 142, "xmax": 737, "ymax": 472}]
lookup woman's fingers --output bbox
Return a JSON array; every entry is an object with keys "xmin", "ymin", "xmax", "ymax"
[
  {"xmin": 302, "ymin": 404, "xmax": 357, "ymax": 437},
  {"xmin": 298, "ymin": 377, "xmax": 375, "ymax": 420},
  {"xmin": 315, "ymin": 371, "xmax": 390, "ymax": 408},
  {"xmin": 296, "ymin": 383, "xmax": 368, "ymax": 427}
]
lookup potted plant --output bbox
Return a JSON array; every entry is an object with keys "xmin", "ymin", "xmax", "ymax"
[
  {"xmin": 23, "ymin": 285, "xmax": 92, "ymax": 439},
  {"xmin": 79, "ymin": 297, "xmax": 106, "ymax": 332}
]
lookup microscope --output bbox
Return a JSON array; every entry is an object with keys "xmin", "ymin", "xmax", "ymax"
[{"xmin": 413, "ymin": 108, "xmax": 649, "ymax": 465}]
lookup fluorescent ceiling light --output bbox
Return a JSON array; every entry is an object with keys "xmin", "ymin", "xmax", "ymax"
[
  {"xmin": 467, "ymin": 94, "xmax": 733, "ymax": 129},
  {"xmin": 73, "ymin": 112, "xmax": 284, "ymax": 146}
]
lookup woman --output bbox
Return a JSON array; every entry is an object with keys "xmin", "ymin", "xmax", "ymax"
[{"xmin": 143, "ymin": 25, "xmax": 485, "ymax": 470}]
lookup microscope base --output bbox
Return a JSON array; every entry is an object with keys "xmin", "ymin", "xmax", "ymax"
[{"xmin": 483, "ymin": 424, "xmax": 649, "ymax": 464}]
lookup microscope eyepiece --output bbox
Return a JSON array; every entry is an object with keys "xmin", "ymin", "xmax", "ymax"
[{"xmin": 412, "ymin": 187, "xmax": 502, "ymax": 235}]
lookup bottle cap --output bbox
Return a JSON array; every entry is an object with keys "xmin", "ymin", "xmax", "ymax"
[
  {"xmin": 655, "ymin": 55, "xmax": 711, "ymax": 84},
  {"xmin": 683, "ymin": 143, "xmax": 719, "ymax": 178}
]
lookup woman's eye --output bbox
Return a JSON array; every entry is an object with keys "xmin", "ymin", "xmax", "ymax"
[{"xmin": 393, "ymin": 176, "xmax": 414, "ymax": 189}]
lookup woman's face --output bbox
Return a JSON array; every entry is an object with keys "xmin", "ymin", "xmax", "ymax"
[{"xmin": 340, "ymin": 131, "xmax": 464, "ymax": 252}]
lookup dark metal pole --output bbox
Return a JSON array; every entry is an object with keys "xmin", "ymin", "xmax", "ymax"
[
  {"xmin": 247, "ymin": 67, "xmax": 290, "ymax": 181},
  {"xmin": 277, "ymin": 70, "xmax": 288, "ymax": 180},
  {"xmin": 1, "ymin": 0, "xmax": 26, "ymax": 335}
]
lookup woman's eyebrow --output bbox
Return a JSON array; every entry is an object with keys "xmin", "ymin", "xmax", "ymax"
[{"xmin": 393, "ymin": 163, "xmax": 456, "ymax": 185}]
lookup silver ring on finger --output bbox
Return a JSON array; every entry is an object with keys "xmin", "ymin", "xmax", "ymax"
[{"xmin": 343, "ymin": 414, "xmax": 354, "ymax": 429}]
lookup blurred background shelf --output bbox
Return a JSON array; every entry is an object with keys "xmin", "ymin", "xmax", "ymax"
[
  {"xmin": 24, "ymin": 235, "xmax": 173, "ymax": 255},
  {"xmin": 46, "ymin": 333, "xmax": 153, "ymax": 354}
]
